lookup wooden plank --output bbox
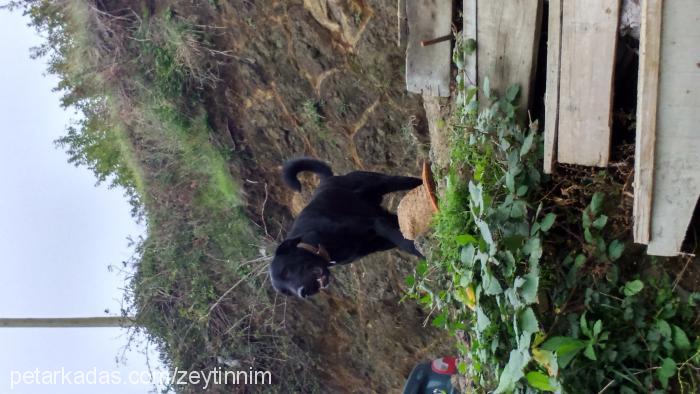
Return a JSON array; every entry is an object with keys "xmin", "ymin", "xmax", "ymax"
[
  {"xmin": 405, "ymin": 0, "xmax": 452, "ymax": 97},
  {"xmin": 398, "ymin": 0, "xmax": 407, "ymax": 47},
  {"xmin": 476, "ymin": 0, "xmax": 543, "ymax": 118},
  {"xmin": 543, "ymin": 0, "xmax": 562, "ymax": 174},
  {"xmin": 556, "ymin": 0, "xmax": 620, "ymax": 167},
  {"xmin": 646, "ymin": 0, "xmax": 700, "ymax": 256},
  {"xmin": 633, "ymin": 0, "xmax": 663, "ymax": 244},
  {"xmin": 462, "ymin": 0, "xmax": 477, "ymax": 87}
]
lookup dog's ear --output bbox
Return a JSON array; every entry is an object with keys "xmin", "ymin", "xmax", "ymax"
[{"xmin": 275, "ymin": 237, "xmax": 301, "ymax": 255}]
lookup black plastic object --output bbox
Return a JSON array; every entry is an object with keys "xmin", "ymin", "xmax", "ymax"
[{"xmin": 402, "ymin": 357, "xmax": 459, "ymax": 394}]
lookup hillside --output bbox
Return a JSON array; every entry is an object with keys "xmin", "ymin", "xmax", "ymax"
[{"xmin": 14, "ymin": 0, "xmax": 449, "ymax": 392}]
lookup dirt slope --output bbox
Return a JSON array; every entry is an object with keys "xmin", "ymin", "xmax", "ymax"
[{"xmin": 197, "ymin": 1, "xmax": 446, "ymax": 391}]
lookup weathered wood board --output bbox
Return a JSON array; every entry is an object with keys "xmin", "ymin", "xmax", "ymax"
[
  {"xmin": 641, "ymin": 0, "xmax": 700, "ymax": 256},
  {"xmin": 543, "ymin": 0, "xmax": 562, "ymax": 174},
  {"xmin": 462, "ymin": 0, "xmax": 477, "ymax": 87},
  {"xmin": 405, "ymin": 0, "xmax": 452, "ymax": 97},
  {"xmin": 633, "ymin": 0, "xmax": 662, "ymax": 244},
  {"xmin": 476, "ymin": 0, "xmax": 543, "ymax": 117},
  {"xmin": 556, "ymin": 0, "xmax": 620, "ymax": 167}
]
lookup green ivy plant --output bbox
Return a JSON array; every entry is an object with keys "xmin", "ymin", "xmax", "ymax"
[{"xmin": 406, "ymin": 36, "xmax": 700, "ymax": 393}]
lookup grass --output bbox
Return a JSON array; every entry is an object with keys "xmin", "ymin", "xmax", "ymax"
[{"xmin": 15, "ymin": 0, "xmax": 318, "ymax": 390}]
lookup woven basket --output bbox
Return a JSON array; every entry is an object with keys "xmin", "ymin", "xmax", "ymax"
[{"xmin": 397, "ymin": 161, "xmax": 439, "ymax": 240}]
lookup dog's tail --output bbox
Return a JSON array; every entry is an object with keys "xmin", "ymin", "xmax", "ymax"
[{"xmin": 282, "ymin": 157, "xmax": 333, "ymax": 192}]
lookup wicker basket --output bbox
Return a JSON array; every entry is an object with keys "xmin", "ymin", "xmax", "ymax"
[{"xmin": 397, "ymin": 161, "xmax": 439, "ymax": 240}]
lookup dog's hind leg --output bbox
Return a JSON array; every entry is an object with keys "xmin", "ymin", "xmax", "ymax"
[
  {"xmin": 373, "ymin": 216, "xmax": 424, "ymax": 258},
  {"xmin": 346, "ymin": 172, "xmax": 422, "ymax": 198}
]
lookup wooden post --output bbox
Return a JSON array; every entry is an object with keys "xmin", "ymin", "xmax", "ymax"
[
  {"xmin": 0, "ymin": 317, "xmax": 136, "ymax": 328},
  {"xmin": 643, "ymin": 0, "xmax": 700, "ymax": 256},
  {"xmin": 463, "ymin": 0, "xmax": 477, "ymax": 87},
  {"xmin": 633, "ymin": 0, "xmax": 663, "ymax": 244},
  {"xmin": 543, "ymin": 0, "xmax": 562, "ymax": 174}
]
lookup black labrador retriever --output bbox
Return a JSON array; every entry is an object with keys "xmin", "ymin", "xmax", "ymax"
[{"xmin": 269, "ymin": 158, "xmax": 424, "ymax": 299}]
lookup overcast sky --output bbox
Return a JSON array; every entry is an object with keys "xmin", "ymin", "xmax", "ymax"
[{"xmin": 0, "ymin": 9, "xmax": 165, "ymax": 393}]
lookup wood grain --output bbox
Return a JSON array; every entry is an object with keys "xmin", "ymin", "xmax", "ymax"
[
  {"xmin": 543, "ymin": 0, "xmax": 562, "ymax": 174},
  {"xmin": 463, "ymin": 0, "xmax": 478, "ymax": 87},
  {"xmin": 476, "ymin": 0, "xmax": 543, "ymax": 119},
  {"xmin": 633, "ymin": 0, "xmax": 662, "ymax": 244},
  {"xmin": 557, "ymin": 0, "xmax": 620, "ymax": 167},
  {"xmin": 405, "ymin": 0, "xmax": 452, "ymax": 97},
  {"xmin": 646, "ymin": 0, "xmax": 700, "ymax": 256}
]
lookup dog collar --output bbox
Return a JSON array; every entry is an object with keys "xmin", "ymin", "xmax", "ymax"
[{"xmin": 297, "ymin": 242, "xmax": 333, "ymax": 264}]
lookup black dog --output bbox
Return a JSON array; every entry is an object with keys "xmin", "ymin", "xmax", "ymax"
[{"xmin": 269, "ymin": 158, "xmax": 424, "ymax": 299}]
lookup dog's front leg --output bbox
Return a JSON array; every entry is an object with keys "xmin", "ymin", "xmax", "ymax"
[{"xmin": 373, "ymin": 216, "xmax": 424, "ymax": 259}]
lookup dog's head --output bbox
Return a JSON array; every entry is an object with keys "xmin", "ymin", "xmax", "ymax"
[{"xmin": 269, "ymin": 237, "xmax": 331, "ymax": 299}]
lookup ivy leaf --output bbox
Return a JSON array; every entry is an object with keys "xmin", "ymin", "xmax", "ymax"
[
  {"xmin": 583, "ymin": 344, "xmax": 597, "ymax": 361},
  {"xmin": 582, "ymin": 209, "xmax": 593, "ymax": 229},
  {"xmin": 476, "ymin": 305, "xmax": 491, "ymax": 332},
  {"xmin": 494, "ymin": 349, "xmax": 530, "ymax": 393},
  {"xmin": 461, "ymin": 244, "xmax": 476, "ymax": 266},
  {"xmin": 517, "ymin": 185, "xmax": 528, "ymax": 197},
  {"xmin": 464, "ymin": 38, "xmax": 476, "ymax": 55},
  {"xmin": 519, "ymin": 307, "xmax": 539, "ymax": 336},
  {"xmin": 506, "ymin": 171, "xmax": 515, "ymax": 193},
  {"xmin": 505, "ymin": 84, "xmax": 520, "ymax": 104},
  {"xmin": 456, "ymin": 233, "xmax": 478, "ymax": 246},
  {"xmin": 580, "ymin": 314, "xmax": 591, "ymax": 337},
  {"xmin": 483, "ymin": 77, "xmax": 491, "ymax": 99},
  {"xmin": 525, "ymin": 237, "xmax": 543, "ymax": 264},
  {"xmin": 592, "ymin": 214, "xmax": 608, "ymax": 230},
  {"xmin": 608, "ymin": 240, "xmax": 625, "ymax": 261},
  {"xmin": 590, "ymin": 192, "xmax": 605, "ymax": 215},
  {"xmin": 520, "ymin": 132, "xmax": 534, "ymax": 157},
  {"xmin": 656, "ymin": 319, "xmax": 672, "ymax": 339},
  {"xmin": 510, "ymin": 200, "xmax": 527, "ymax": 219},
  {"xmin": 520, "ymin": 265, "xmax": 539, "ymax": 305},
  {"xmin": 469, "ymin": 181, "xmax": 483, "ymax": 213},
  {"xmin": 540, "ymin": 213, "xmax": 556, "ymax": 232},
  {"xmin": 525, "ymin": 371, "xmax": 555, "ymax": 391},
  {"xmin": 623, "ymin": 280, "xmax": 644, "ymax": 297},
  {"xmin": 476, "ymin": 219, "xmax": 495, "ymax": 251},
  {"xmin": 541, "ymin": 336, "xmax": 586, "ymax": 369},
  {"xmin": 483, "ymin": 269, "xmax": 503, "ymax": 295},
  {"xmin": 672, "ymin": 325, "xmax": 691, "ymax": 350},
  {"xmin": 657, "ymin": 358, "xmax": 677, "ymax": 389},
  {"xmin": 532, "ymin": 347, "xmax": 559, "ymax": 377}
]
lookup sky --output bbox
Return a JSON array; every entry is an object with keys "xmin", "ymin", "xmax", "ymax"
[{"xmin": 0, "ymin": 9, "xmax": 167, "ymax": 394}]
